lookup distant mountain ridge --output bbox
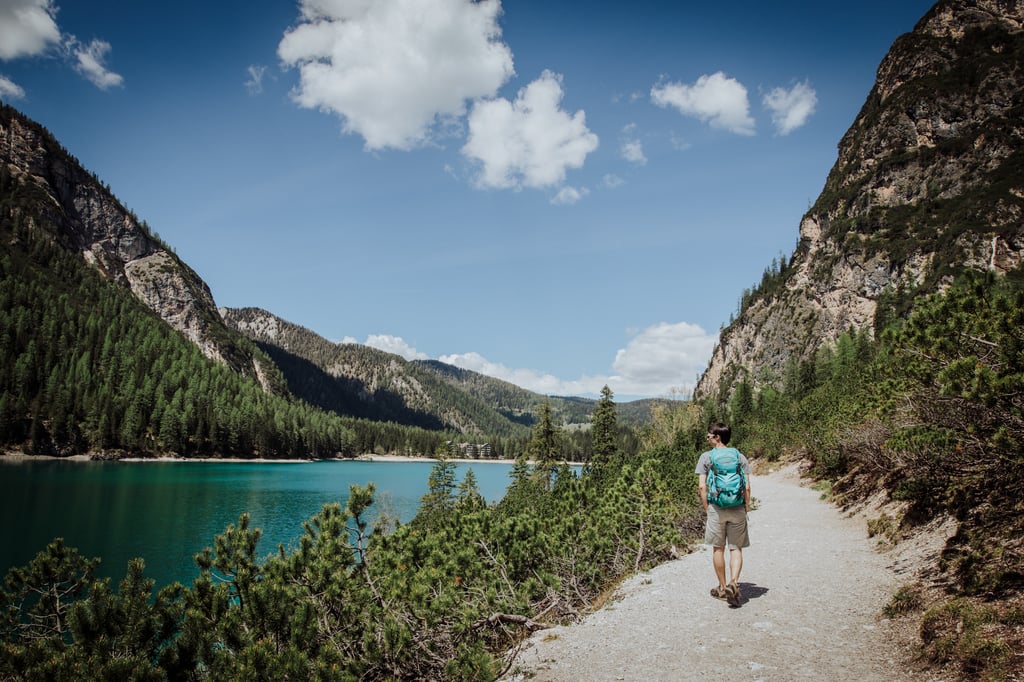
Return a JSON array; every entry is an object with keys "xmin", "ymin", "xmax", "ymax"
[
  {"xmin": 220, "ymin": 307, "xmax": 596, "ymax": 436},
  {"xmin": 696, "ymin": 0, "xmax": 1024, "ymax": 398}
]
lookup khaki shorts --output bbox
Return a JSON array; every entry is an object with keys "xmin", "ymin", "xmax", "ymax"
[{"xmin": 704, "ymin": 504, "xmax": 750, "ymax": 549}]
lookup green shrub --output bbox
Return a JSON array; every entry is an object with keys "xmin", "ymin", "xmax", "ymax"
[{"xmin": 883, "ymin": 584, "xmax": 924, "ymax": 618}]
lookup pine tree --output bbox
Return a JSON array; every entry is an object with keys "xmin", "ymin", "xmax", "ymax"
[
  {"xmin": 589, "ymin": 385, "xmax": 619, "ymax": 484},
  {"xmin": 456, "ymin": 467, "xmax": 486, "ymax": 513},
  {"xmin": 881, "ymin": 272, "xmax": 1024, "ymax": 510},
  {"xmin": 525, "ymin": 402, "xmax": 564, "ymax": 491},
  {"xmin": 418, "ymin": 457, "xmax": 458, "ymax": 528}
]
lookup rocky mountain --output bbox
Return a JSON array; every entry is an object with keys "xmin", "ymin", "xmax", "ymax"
[
  {"xmin": 0, "ymin": 104, "xmax": 281, "ymax": 391},
  {"xmin": 221, "ymin": 307, "xmax": 594, "ymax": 436},
  {"xmin": 696, "ymin": 0, "xmax": 1024, "ymax": 398}
]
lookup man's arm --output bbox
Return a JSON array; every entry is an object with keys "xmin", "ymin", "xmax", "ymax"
[{"xmin": 698, "ymin": 473, "xmax": 708, "ymax": 511}]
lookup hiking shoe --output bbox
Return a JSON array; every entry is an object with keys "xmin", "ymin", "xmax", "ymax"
[
  {"xmin": 725, "ymin": 583, "xmax": 741, "ymax": 606},
  {"xmin": 710, "ymin": 586, "xmax": 729, "ymax": 600}
]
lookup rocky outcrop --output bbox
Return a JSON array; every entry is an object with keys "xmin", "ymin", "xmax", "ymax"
[
  {"xmin": 696, "ymin": 0, "xmax": 1024, "ymax": 398},
  {"xmin": 125, "ymin": 251, "xmax": 224, "ymax": 361},
  {"xmin": 0, "ymin": 104, "xmax": 270, "ymax": 386}
]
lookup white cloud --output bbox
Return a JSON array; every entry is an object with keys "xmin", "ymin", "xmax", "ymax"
[
  {"xmin": 621, "ymin": 139, "xmax": 646, "ymax": 165},
  {"xmin": 0, "ymin": 75, "xmax": 25, "ymax": 99},
  {"xmin": 651, "ymin": 71, "xmax": 755, "ymax": 136},
  {"xmin": 0, "ymin": 0, "xmax": 60, "ymax": 60},
  {"xmin": 619, "ymin": 122, "xmax": 646, "ymax": 165},
  {"xmin": 609, "ymin": 321, "xmax": 718, "ymax": 396},
  {"xmin": 440, "ymin": 321, "xmax": 718, "ymax": 399},
  {"xmin": 763, "ymin": 80, "xmax": 817, "ymax": 135},
  {"xmin": 439, "ymin": 351, "xmax": 604, "ymax": 396},
  {"xmin": 340, "ymin": 333, "xmax": 427, "ymax": 359},
  {"xmin": 0, "ymin": 1, "xmax": 122, "ymax": 90},
  {"xmin": 278, "ymin": 0, "xmax": 514, "ymax": 151},
  {"xmin": 550, "ymin": 185, "xmax": 588, "ymax": 205},
  {"xmin": 71, "ymin": 38, "xmax": 122, "ymax": 90},
  {"xmin": 245, "ymin": 64, "xmax": 266, "ymax": 94},
  {"xmin": 363, "ymin": 334, "xmax": 429, "ymax": 361},
  {"xmin": 462, "ymin": 70, "xmax": 599, "ymax": 189}
]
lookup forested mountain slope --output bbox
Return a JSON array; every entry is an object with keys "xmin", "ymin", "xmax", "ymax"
[
  {"xmin": 221, "ymin": 306, "xmax": 539, "ymax": 436},
  {"xmin": 0, "ymin": 178, "xmax": 357, "ymax": 457},
  {"xmin": 696, "ymin": 0, "xmax": 1024, "ymax": 399},
  {"xmin": 0, "ymin": 104, "xmax": 280, "ymax": 390}
]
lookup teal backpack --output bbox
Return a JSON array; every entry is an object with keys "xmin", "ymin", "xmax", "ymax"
[{"xmin": 707, "ymin": 448, "xmax": 746, "ymax": 508}]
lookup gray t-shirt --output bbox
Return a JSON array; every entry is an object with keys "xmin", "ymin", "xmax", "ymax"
[{"xmin": 695, "ymin": 447, "xmax": 751, "ymax": 479}]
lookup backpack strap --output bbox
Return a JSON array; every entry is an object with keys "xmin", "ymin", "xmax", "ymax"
[
  {"xmin": 731, "ymin": 448, "xmax": 745, "ymax": 486},
  {"xmin": 708, "ymin": 451, "xmax": 724, "ymax": 499}
]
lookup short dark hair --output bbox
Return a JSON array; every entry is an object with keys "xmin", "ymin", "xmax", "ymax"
[{"xmin": 709, "ymin": 422, "xmax": 731, "ymax": 445}]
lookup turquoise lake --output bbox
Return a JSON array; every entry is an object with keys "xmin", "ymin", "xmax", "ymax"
[{"xmin": 0, "ymin": 459, "xmax": 514, "ymax": 589}]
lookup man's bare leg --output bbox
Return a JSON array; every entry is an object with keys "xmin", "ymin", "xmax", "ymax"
[
  {"xmin": 713, "ymin": 546, "xmax": 727, "ymax": 589},
  {"xmin": 729, "ymin": 547, "xmax": 743, "ymax": 586}
]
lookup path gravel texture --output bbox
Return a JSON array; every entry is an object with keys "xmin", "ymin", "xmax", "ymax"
[{"xmin": 503, "ymin": 463, "xmax": 945, "ymax": 681}]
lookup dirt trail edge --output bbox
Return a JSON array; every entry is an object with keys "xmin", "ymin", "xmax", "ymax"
[{"xmin": 502, "ymin": 463, "xmax": 942, "ymax": 682}]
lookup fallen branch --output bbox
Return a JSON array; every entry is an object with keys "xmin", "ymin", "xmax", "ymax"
[{"xmin": 472, "ymin": 613, "xmax": 550, "ymax": 632}]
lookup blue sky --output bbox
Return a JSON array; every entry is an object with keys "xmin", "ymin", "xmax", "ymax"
[{"xmin": 0, "ymin": 0, "xmax": 936, "ymax": 401}]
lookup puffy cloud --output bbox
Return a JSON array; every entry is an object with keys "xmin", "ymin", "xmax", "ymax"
[
  {"xmin": 278, "ymin": 0, "xmax": 514, "ymax": 150},
  {"xmin": 763, "ymin": 80, "xmax": 817, "ymax": 135},
  {"xmin": 71, "ymin": 39, "xmax": 122, "ymax": 90},
  {"xmin": 462, "ymin": 70, "xmax": 599, "ymax": 189},
  {"xmin": 651, "ymin": 71, "xmax": 755, "ymax": 135},
  {"xmin": 0, "ymin": 75, "xmax": 25, "ymax": 99},
  {"xmin": 550, "ymin": 185, "xmax": 588, "ymax": 205},
  {"xmin": 0, "ymin": 0, "xmax": 60, "ymax": 60},
  {"xmin": 608, "ymin": 321, "xmax": 717, "ymax": 396},
  {"xmin": 440, "ymin": 321, "xmax": 718, "ymax": 399},
  {"xmin": 363, "ymin": 334, "xmax": 428, "ymax": 361},
  {"xmin": 0, "ymin": 0, "xmax": 122, "ymax": 90}
]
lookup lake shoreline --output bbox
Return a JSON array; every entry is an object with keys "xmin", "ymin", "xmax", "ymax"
[{"xmin": 1, "ymin": 449, "xmax": 537, "ymax": 465}]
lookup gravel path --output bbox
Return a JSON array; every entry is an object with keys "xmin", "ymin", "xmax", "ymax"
[{"xmin": 502, "ymin": 463, "xmax": 938, "ymax": 681}]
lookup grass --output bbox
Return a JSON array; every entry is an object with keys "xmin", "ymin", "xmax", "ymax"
[
  {"xmin": 919, "ymin": 598, "xmax": 1022, "ymax": 681},
  {"xmin": 867, "ymin": 513, "xmax": 902, "ymax": 546},
  {"xmin": 883, "ymin": 584, "xmax": 924, "ymax": 618},
  {"xmin": 810, "ymin": 479, "xmax": 833, "ymax": 502}
]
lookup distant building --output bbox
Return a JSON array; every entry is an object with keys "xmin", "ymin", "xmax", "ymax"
[{"xmin": 448, "ymin": 442, "xmax": 492, "ymax": 459}]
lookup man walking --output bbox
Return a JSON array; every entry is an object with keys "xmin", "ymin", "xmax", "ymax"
[{"xmin": 696, "ymin": 422, "xmax": 751, "ymax": 607}]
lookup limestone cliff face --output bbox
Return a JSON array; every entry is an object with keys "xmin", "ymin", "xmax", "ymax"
[
  {"xmin": 695, "ymin": 0, "xmax": 1024, "ymax": 398},
  {"xmin": 0, "ymin": 105, "xmax": 272, "ymax": 387}
]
